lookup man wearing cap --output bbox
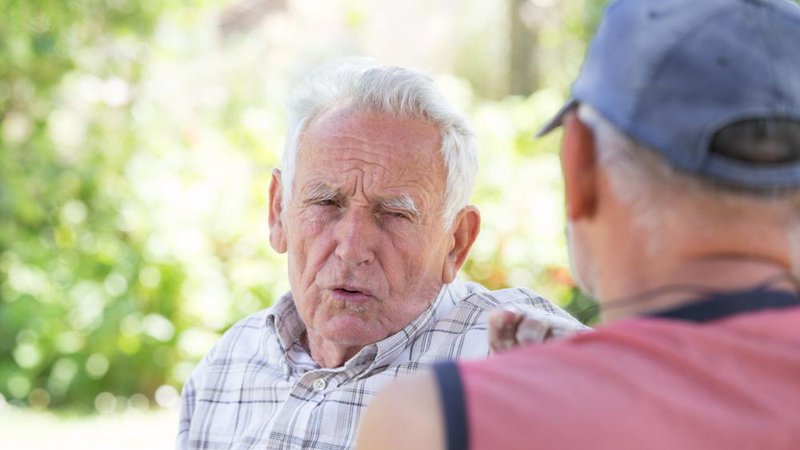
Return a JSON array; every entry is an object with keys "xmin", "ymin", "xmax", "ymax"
[{"xmin": 355, "ymin": 0, "xmax": 800, "ymax": 449}]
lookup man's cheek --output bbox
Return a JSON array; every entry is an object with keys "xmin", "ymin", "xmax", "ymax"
[{"xmin": 297, "ymin": 295, "xmax": 325, "ymax": 328}]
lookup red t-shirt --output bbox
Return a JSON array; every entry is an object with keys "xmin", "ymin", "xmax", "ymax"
[{"xmin": 437, "ymin": 293, "xmax": 800, "ymax": 450}]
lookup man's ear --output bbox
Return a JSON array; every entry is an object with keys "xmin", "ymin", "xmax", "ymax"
[
  {"xmin": 561, "ymin": 111, "xmax": 598, "ymax": 221},
  {"xmin": 441, "ymin": 206, "xmax": 481, "ymax": 283},
  {"xmin": 269, "ymin": 169, "xmax": 288, "ymax": 253}
]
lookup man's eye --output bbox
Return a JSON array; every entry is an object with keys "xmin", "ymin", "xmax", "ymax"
[
  {"xmin": 313, "ymin": 199, "xmax": 337, "ymax": 206},
  {"xmin": 384, "ymin": 211, "xmax": 410, "ymax": 220}
]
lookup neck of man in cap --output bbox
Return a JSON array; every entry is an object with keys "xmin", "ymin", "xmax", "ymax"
[
  {"xmin": 597, "ymin": 256, "xmax": 796, "ymax": 322},
  {"xmin": 576, "ymin": 164, "xmax": 796, "ymax": 324}
]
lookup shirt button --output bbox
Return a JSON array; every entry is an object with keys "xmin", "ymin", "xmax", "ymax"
[{"xmin": 313, "ymin": 378, "xmax": 327, "ymax": 391}]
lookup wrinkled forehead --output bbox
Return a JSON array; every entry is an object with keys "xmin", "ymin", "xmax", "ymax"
[
  {"xmin": 299, "ymin": 105, "xmax": 443, "ymax": 154},
  {"xmin": 295, "ymin": 106, "xmax": 447, "ymax": 200}
]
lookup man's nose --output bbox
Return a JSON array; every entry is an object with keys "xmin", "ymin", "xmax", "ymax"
[{"xmin": 334, "ymin": 208, "xmax": 377, "ymax": 266}]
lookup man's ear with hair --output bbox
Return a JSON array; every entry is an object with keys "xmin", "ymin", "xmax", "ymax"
[
  {"xmin": 441, "ymin": 205, "xmax": 481, "ymax": 283},
  {"xmin": 269, "ymin": 169, "xmax": 288, "ymax": 253},
  {"xmin": 561, "ymin": 111, "xmax": 599, "ymax": 221}
]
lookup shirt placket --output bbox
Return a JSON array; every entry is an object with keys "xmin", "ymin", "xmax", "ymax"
[{"xmin": 267, "ymin": 369, "xmax": 338, "ymax": 449}]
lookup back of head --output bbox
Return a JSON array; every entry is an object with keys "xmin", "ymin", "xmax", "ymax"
[
  {"xmin": 282, "ymin": 58, "xmax": 478, "ymax": 227},
  {"xmin": 541, "ymin": 0, "xmax": 800, "ymax": 186},
  {"xmin": 540, "ymin": 0, "xmax": 800, "ymax": 272}
]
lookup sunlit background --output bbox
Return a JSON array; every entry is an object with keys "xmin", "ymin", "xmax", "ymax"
[{"xmin": 0, "ymin": 0, "xmax": 611, "ymax": 447}]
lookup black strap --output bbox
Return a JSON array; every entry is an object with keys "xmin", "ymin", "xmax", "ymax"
[
  {"xmin": 649, "ymin": 289, "xmax": 800, "ymax": 322},
  {"xmin": 433, "ymin": 361, "xmax": 468, "ymax": 450}
]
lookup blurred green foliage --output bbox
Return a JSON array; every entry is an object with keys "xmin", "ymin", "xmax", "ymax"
[
  {"xmin": 0, "ymin": 0, "xmax": 196, "ymax": 412},
  {"xmin": 0, "ymin": 0, "xmax": 611, "ymax": 413}
]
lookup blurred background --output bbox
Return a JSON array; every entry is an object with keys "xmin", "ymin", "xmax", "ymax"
[{"xmin": 0, "ymin": 0, "xmax": 610, "ymax": 447}]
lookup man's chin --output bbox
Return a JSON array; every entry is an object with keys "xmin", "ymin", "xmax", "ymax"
[{"xmin": 317, "ymin": 315, "xmax": 386, "ymax": 346}]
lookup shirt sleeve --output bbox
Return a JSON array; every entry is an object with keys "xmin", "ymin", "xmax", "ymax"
[
  {"xmin": 176, "ymin": 349, "xmax": 213, "ymax": 450},
  {"xmin": 432, "ymin": 361, "xmax": 469, "ymax": 450},
  {"xmin": 176, "ymin": 375, "xmax": 195, "ymax": 450}
]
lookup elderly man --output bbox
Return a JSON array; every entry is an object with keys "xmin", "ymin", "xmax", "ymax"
[
  {"xmin": 177, "ymin": 60, "xmax": 583, "ymax": 450},
  {"xmin": 356, "ymin": 0, "xmax": 800, "ymax": 449}
]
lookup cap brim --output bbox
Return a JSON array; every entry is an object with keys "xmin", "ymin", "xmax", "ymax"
[{"xmin": 534, "ymin": 99, "xmax": 578, "ymax": 137}]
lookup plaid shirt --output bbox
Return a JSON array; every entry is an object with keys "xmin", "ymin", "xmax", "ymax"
[{"xmin": 177, "ymin": 280, "xmax": 583, "ymax": 450}]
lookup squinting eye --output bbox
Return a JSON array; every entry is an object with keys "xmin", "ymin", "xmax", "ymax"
[
  {"xmin": 316, "ymin": 199, "xmax": 336, "ymax": 206},
  {"xmin": 385, "ymin": 211, "xmax": 410, "ymax": 220}
]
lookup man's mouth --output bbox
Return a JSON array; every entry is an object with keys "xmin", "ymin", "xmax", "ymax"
[{"xmin": 331, "ymin": 286, "xmax": 374, "ymax": 302}]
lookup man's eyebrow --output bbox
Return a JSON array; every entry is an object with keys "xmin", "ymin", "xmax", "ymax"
[
  {"xmin": 302, "ymin": 183, "xmax": 340, "ymax": 203},
  {"xmin": 378, "ymin": 194, "xmax": 421, "ymax": 218}
]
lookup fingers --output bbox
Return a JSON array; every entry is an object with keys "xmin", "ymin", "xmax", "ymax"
[
  {"xmin": 488, "ymin": 307, "xmax": 525, "ymax": 353},
  {"xmin": 515, "ymin": 317, "xmax": 553, "ymax": 345},
  {"xmin": 517, "ymin": 314, "xmax": 581, "ymax": 344},
  {"xmin": 547, "ymin": 321, "xmax": 579, "ymax": 340},
  {"xmin": 489, "ymin": 307, "xmax": 585, "ymax": 354}
]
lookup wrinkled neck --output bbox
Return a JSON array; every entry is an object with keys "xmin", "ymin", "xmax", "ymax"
[
  {"xmin": 599, "ymin": 255, "xmax": 797, "ymax": 323},
  {"xmin": 302, "ymin": 331, "xmax": 363, "ymax": 368}
]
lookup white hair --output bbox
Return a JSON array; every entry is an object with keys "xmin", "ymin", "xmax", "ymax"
[
  {"xmin": 577, "ymin": 103, "xmax": 800, "ymax": 276},
  {"xmin": 281, "ymin": 58, "xmax": 478, "ymax": 228}
]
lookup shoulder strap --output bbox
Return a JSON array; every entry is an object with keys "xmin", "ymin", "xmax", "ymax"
[
  {"xmin": 650, "ymin": 289, "xmax": 800, "ymax": 322},
  {"xmin": 433, "ymin": 361, "xmax": 469, "ymax": 450}
]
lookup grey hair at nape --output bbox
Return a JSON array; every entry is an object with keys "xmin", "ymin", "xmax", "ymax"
[
  {"xmin": 280, "ymin": 58, "xmax": 478, "ymax": 228},
  {"xmin": 576, "ymin": 103, "xmax": 800, "ymax": 273}
]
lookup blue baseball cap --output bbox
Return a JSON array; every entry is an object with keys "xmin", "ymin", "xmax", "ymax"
[{"xmin": 538, "ymin": 0, "xmax": 800, "ymax": 189}]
